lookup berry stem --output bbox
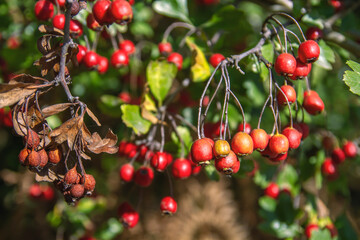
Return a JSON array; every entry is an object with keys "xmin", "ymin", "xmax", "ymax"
[{"xmin": 162, "ymin": 22, "xmax": 196, "ymax": 43}]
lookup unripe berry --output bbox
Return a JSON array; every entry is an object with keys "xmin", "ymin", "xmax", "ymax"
[
  {"xmin": 172, "ymin": 158, "xmax": 192, "ymax": 179},
  {"xmin": 110, "ymin": 0, "xmax": 133, "ymax": 25},
  {"xmin": 70, "ymin": 184, "xmax": 85, "ymax": 198},
  {"xmin": 25, "ymin": 129, "xmax": 40, "ymax": 149},
  {"xmin": 231, "ymin": 132, "xmax": 253, "ymax": 156},
  {"xmin": 167, "ymin": 52, "xmax": 183, "ymax": 70},
  {"xmin": 48, "ymin": 147, "xmax": 62, "ymax": 164},
  {"xmin": 38, "ymin": 149, "xmax": 49, "ymax": 168},
  {"xmin": 158, "ymin": 42, "xmax": 172, "ymax": 55},
  {"xmin": 190, "ymin": 138, "xmax": 214, "ymax": 165},
  {"xmin": 277, "ymin": 85, "xmax": 296, "ymax": 105},
  {"xmin": 119, "ymin": 40, "xmax": 136, "ymax": 55},
  {"xmin": 298, "ymin": 40, "xmax": 320, "ymax": 63},
  {"xmin": 28, "ymin": 150, "xmax": 41, "ymax": 167},
  {"xmin": 34, "ymin": 0, "xmax": 54, "ymax": 21},
  {"xmin": 214, "ymin": 150, "xmax": 239, "ymax": 175},
  {"xmin": 269, "ymin": 134, "xmax": 289, "ymax": 155},
  {"xmin": 111, "ymin": 50, "xmax": 129, "ymax": 68},
  {"xmin": 19, "ymin": 148, "xmax": 30, "ymax": 165},
  {"xmin": 250, "ymin": 129, "xmax": 269, "ymax": 151},
  {"xmin": 264, "ymin": 182, "xmax": 279, "ymax": 199},
  {"xmin": 209, "ymin": 53, "xmax": 225, "ymax": 68},
  {"xmin": 331, "ymin": 148, "xmax": 346, "ymax": 164},
  {"xmin": 213, "ymin": 139, "xmax": 231, "ymax": 158},
  {"xmin": 274, "ymin": 53, "xmax": 296, "ymax": 76},
  {"xmin": 134, "ymin": 166, "xmax": 154, "ymax": 187},
  {"xmin": 119, "ymin": 163, "xmax": 134, "ymax": 182},
  {"xmin": 151, "ymin": 152, "xmax": 168, "ymax": 172},
  {"xmin": 282, "ymin": 127, "xmax": 302, "ymax": 149},
  {"xmin": 82, "ymin": 174, "xmax": 96, "ymax": 192},
  {"xmin": 160, "ymin": 196, "xmax": 177, "ymax": 215},
  {"xmin": 343, "ymin": 141, "xmax": 357, "ymax": 158}
]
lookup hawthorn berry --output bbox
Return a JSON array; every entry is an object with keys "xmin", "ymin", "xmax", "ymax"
[
  {"xmin": 48, "ymin": 147, "xmax": 62, "ymax": 164},
  {"xmin": 331, "ymin": 148, "xmax": 346, "ymax": 164},
  {"xmin": 213, "ymin": 139, "xmax": 231, "ymax": 158},
  {"xmin": 237, "ymin": 122, "xmax": 252, "ymax": 134},
  {"xmin": 303, "ymin": 91, "xmax": 324, "ymax": 115},
  {"xmin": 52, "ymin": 14, "xmax": 65, "ymax": 30},
  {"xmin": 264, "ymin": 182, "xmax": 280, "ymax": 199},
  {"xmin": 119, "ymin": 163, "xmax": 134, "ymax": 182},
  {"xmin": 76, "ymin": 45, "xmax": 87, "ymax": 64},
  {"xmin": 151, "ymin": 152, "xmax": 169, "ymax": 172},
  {"xmin": 172, "ymin": 158, "xmax": 192, "ymax": 179},
  {"xmin": 38, "ymin": 149, "xmax": 49, "ymax": 168},
  {"xmin": 298, "ymin": 40, "xmax": 320, "ymax": 63},
  {"xmin": 250, "ymin": 129, "xmax": 269, "ymax": 151},
  {"xmin": 29, "ymin": 184, "xmax": 43, "ymax": 199},
  {"xmin": 64, "ymin": 166, "xmax": 80, "ymax": 185},
  {"xmin": 282, "ymin": 127, "xmax": 302, "ymax": 149},
  {"xmin": 110, "ymin": 0, "xmax": 133, "ymax": 25},
  {"xmin": 277, "ymin": 85, "xmax": 296, "ymax": 105},
  {"xmin": 50, "ymin": 0, "xmax": 65, "ymax": 7},
  {"xmin": 160, "ymin": 196, "xmax": 177, "ymax": 215},
  {"xmin": 167, "ymin": 52, "xmax": 183, "ymax": 70},
  {"xmin": 19, "ymin": 148, "xmax": 30, "ymax": 165},
  {"xmin": 306, "ymin": 27, "xmax": 323, "ymax": 41},
  {"xmin": 25, "ymin": 129, "xmax": 40, "ymax": 149},
  {"xmin": 82, "ymin": 174, "xmax": 96, "ymax": 192},
  {"xmin": 325, "ymin": 223, "xmax": 338, "ymax": 238},
  {"xmin": 70, "ymin": 184, "xmax": 85, "ymax": 198},
  {"xmin": 119, "ymin": 40, "xmax": 136, "ymax": 55},
  {"xmin": 297, "ymin": 122, "xmax": 309, "ymax": 139},
  {"xmin": 86, "ymin": 13, "xmax": 101, "ymax": 31},
  {"xmin": 290, "ymin": 58, "xmax": 311, "ymax": 80},
  {"xmin": 322, "ymin": 158, "xmax": 337, "ymax": 177},
  {"xmin": 134, "ymin": 166, "xmax": 154, "ymax": 187},
  {"xmin": 121, "ymin": 210, "xmax": 139, "ymax": 228},
  {"xmin": 28, "ymin": 150, "xmax": 41, "ymax": 167},
  {"xmin": 209, "ymin": 53, "xmax": 225, "ymax": 68},
  {"xmin": 111, "ymin": 50, "xmax": 129, "ymax": 68},
  {"xmin": 305, "ymin": 223, "xmax": 319, "ymax": 239},
  {"xmin": 69, "ymin": 20, "xmax": 83, "ymax": 38},
  {"xmin": 41, "ymin": 185, "xmax": 55, "ymax": 201},
  {"xmin": 214, "ymin": 150, "xmax": 239, "ymax": 175},
  {"xmin": 269, "ymin": 152, "xmax": 288, "ymax": 162},
  {"xmin": 97, "ymin": 56, "xmax": 109, "ymax": 74},
  {"xmin": 158, "ymin": 42, "xmax": 172, "ymax": 55},
  {"xmin": 92, "ymin": 0, "xmax": 113, "ymax": 25},
  {"xmin": 83, "ymin": 51, "xmax": 99, "ymax": 69},
  {"xmin": 343, "ymin": 141, "xmax": 357, "ymax": 158},
  {"xmin": 274, "ymin": 53, "xmax": 297, "ymax": 76},
  {"xmin": 231, "ymin": 132, "xmax": 253, "ymax": 156},
  {"xmin": 34, "ymin": 0, "xmax": 54, "ymax": 21},
  {"xmin": 165, "ymin": 152, "xmax": 173, "ymax": 165},
  {"xmin": 269, "ymin": 134, "xmax": 289, "ymax": 155},
  {"xmin": 190, "ymin": 138, "xmax": 214, "ymax": 165}
]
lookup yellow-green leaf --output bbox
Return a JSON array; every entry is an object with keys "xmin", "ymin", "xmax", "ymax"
[{"xmin": 186, "ymin": 38, "xmax": 211, "ymax": 82}]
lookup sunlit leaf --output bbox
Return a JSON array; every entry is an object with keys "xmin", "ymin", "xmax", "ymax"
[
  {"xmin": 343, "ymin": 60, "xmax": 360, "ymax": 96},
  {"xmin": 152, "ymin": 0, "xmax": 191, "ymax": 23},
  {"xmin": 121, "ymin": 104, "xmax": 152, "ymax": 135},
  {"xmin": 186, "ymin": 38, "xmax": 211, "ymax": 82}
]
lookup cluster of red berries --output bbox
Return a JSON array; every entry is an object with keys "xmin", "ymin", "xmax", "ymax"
[
  {"xmin": 158, "ymin": 42, "xmax": 184, "ymax": 70},
  {"xmin": 263, "ymin": 182, "xmax": 291, "ymax": 199},
  {"xmin": 322, "ymin": 140, "xmax": 358, "ymax": 179},
  {"xmin": 55, "ymin": 165, "xmax": 96, "ymax": 203},
  {"xmin": 305, "ymin": 222, "xmax": 337, "ymax": 239},
  {"xmin": 0, "ymin": 108, "xmax": 13, "ymax": 128},
  {"xmin": 18, "ymin": 129, "xmax": 62, "ymax": 170},
  {"xmin": 29, "ymin": 183, "xmax": 55, "ymax": 201}
]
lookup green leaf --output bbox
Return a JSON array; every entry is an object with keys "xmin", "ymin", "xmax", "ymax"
[
  {"xmin": 343, "ymin": 60, "xmax": 360, "ymax": 96},
  {"xmin": 302, "ymin": 13, "xmax": 324, "ymax": 29},
  {"xmin": 95, "ymin": 218, "xmax": 123, "ymax": 240},
  {"xmin": 152, "ymin": 0, "xmax": 191, "ymax": 23},
  {"xmin": 204, "ymin": 164, "xmax": 220, "ymax": 181},
  {"xmin": 146, "ymin": 60, "xmax": 177, "ymax": 106},
  {"xmin": 121, "ymin": 104, "xmax": 152, "ymax": 135},
  {"xmin": 261, "ymin": 43, "xmax": 274, "ymax": 63},
  {"xmin": 309, "ymin": 229, "xmax": 332, "ymax": 240},
  {"xmin": 243, "ymin": 81, "xmax": 265, "ymax": 107},
  {"xmin": 277, "ymin": 164, "xmax": 299, "ymax": 196},
  {"xmin": 335, "ymin": 214, "xmax": 358, "ymax": 240},
  {"xmin": 259, "ymin": 196, "xmax": 277, "ymax": 212},
  {"xmin": 171, "ymin": 126, "xmax": 193, "ymax": 157},
  {"xmin": 314, "ymin": 40, "xmax": 335, "ymax": 70},
  {"xmin": 185, "ymin": 38, "xmax": 211, "ymax": 82},
  {"xmin": 130, "ymin": 21, "xmax": 154, "ymax": 38}
]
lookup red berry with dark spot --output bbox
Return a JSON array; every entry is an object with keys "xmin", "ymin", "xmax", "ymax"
[
  {"xmin": 274, "ymin": 53, "xmax": 297, "ymax": 76},
  {"xmin": 111, "ymin": 50, "xmax": 129, "ymax": 68},
  {"xmin": 167, "ymin": 52, "xmax": 183, "ymax": 70},
  {"xmin": 92, "ymin": 0, "xmax": 113, "ymax": 25},
  {"xmin": 343, "ymin": 141, "xmax": 357, "ymax": 158},
  {"xmin": 69, "ymin": 20, "xmax": 83, "ymax": 38},
  {"xmin": 250, "ymin": 129, "xmax": 269, "ymax": 151},
  {"xmin": 269, "ymin": 134, "xmax": 289, "ymax": 155},
  {"xmin": 331, "ymin": 148, "xmax": 346, "ymax": 164},
  {"xmin": 277, "ymin": 85, "xmax": 296, "ymax": 105},
  {"xmin": 134, "ymin": 166, "xmax": 154, "ymax": 187},
  {"xmin": 303, "ymin": 91, "xmax": 324, "ymax": 115},
  {"xmin": 172, "ymin": 158, "xmax": 192, "ymax": 179},
  {"xmin": 306, "ymin": 27, "xmax": 323, "ymax": 41},
  {"xmin": 160, "ymin": 196, "xmax": 177, "ymax": 215},
  {"xmin": 231, "ymin": 132, "xmax": 253, "ymax": 156},
  {"xmin": 97, "ymin": 56, "xmax": 109, "ymax": 74},
  {"xmin": 322, "ymin": 158, "xmax": 337, "ymax": 177},
  {"xmin": 110, "ymin": 0, "xmax": 133, "ymax": 25},
  {"xmin": 158, "ymin": 42, "xmax": 172, "ymax": 55},
  {"xmin": 34, "ymin": 0, "xmax": 54, "ymax": 21},
  {"xmin": 237, "ymin": 122, "xmax": 252, "ymax": 134},
  {"xmin": 298, "ymin": 40, "xmax": 320, "ymax": 63},
  {"xmin": 151, "ymin": 152, "xmax": 168, "ymax": 172},
  {"xmin": 209, "ymin": 53, "xmax": 225, "ymax": 68},
  {"xmin": 119, "ymin": 164, "xmax": 134, "ymax": 182},
  {"xmin": 191, "ymin": 138, "xmax": 214, "ymax": 166},
  {"xmin": 290, "ymin": 58, "xmax": 312, "ymax": 80},
  {"xmin": 264, "ymin": 182, "xmax": 280, "ymax": 199},
  {"xmin": 215, "ymin": 150, "xmax": 239, "ymax": 175},
  {"xmin": 305, "ymin": 223, "xmax": 319, "ymax": 239},
  {"xmin": 121, "ymin": 210, "xmax": 139, "ymax": 228},
  {"xmin": 83, "ymin": 51, "xmax": 99, "ymax": 69},
  {"xmin": 119, "ymin": 40, "xmax": 135, "ymax": 55},
  {"xmin": 52, "ymin": 14, "xmax": 65, "ymax": 29},
  {"xmin": 282, "ymin": 127, "xmax": 302, "ymax": 149}
]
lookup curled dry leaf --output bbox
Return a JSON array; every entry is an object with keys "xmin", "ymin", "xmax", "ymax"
[
  {"xmin": 86, "ymin": 129, "xmax": 118, "ymax": 154},
  {"xmin": 38, "ymin": 25, "xmax": 64, "ymax": 36},
  {"xmin": 37, "ymin": 35, "xmax": 55, "ymax": 55},
  {"xmin": 50, "ymin": 116, "xmax": 85, "ymax": 150},
  {"xmin": 42, "ymin": 103, "xmax": 74, "ymax": 118},
  {"xmin": 86, "ymin": 107, "xmax": 101, "ymax": 126},
  {"xmin": 35, "ymin": 157, "xmax": 67, "ymax": 183}
]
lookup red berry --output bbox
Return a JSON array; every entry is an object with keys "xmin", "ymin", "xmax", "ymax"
[
  {"xmin": 209, "ymin": 53, "xmax": 225, "ymax": 68},
  {"xmin": 110, "ymin": 0, "xmax": 133, "ymax": 25},
  {"xmin": 121, "ymin": 210, "xmax": 139, "ymax": 228},
  {"xmin": 122, "ymin": 142, "xmax": 137, "ymax": 157},
  {"xmin": 52, "ymin": 14, "xmax": 65, "ymax": 29},
  {"xmin": 134, "ymin": 166, "xmax": 154, "ymax": 187},
  {"xmin": 128, "ymin": 0, "xmax": 135, "ymax": 5},
  {"xmin": 331, "ymin": 148, "xmax": 346, "ymax": 164},
  {"xmin": 325, "ymin": 223, "xmax": 338, "ymax": 237},
  {"xmin": 172, "ymin": 158, "xmax": 192, "ymax": 179},
  {"xmin": 151, "ymin": 152, "xmax": 168, "ymax": 172},
  {"xmin": 165, "ymin": 152, "xmax": 173, "ymax": 165},
  {"xmin": 34, "ymin": 0, "xmax": 54, "ymax": 21},
  {"xmin": 298, "ymin": 40, "xmax": 320, "ymax": 63},
  {"xmin": 297, "ymin": 122, "xmax": 309, "ymax": 139},
  {"xmin": 82, "ymin": 174, "xmax": 96, "ymax": 192},
  {"xmin": 274, "ymin": 53, "xmax": 297, "ymax": 76},
  {"xmin": 119, "ymin": 40, "xmax": 136, "ymax": 55},
  {"xmin": 97, "ymin": 56, "xmax": 109, "ymax": 74},
  {"xmin": 290, "ymin": 58, "xmax": 312, "ymax": 80},
  {"xmin": 118, "ymin": 92, "xmax": 132, "ymax": 103},
  {"xmin": 41, "ymin": 185, "xmax": 55, "ymax": 201},
  {"xmin": 158, "ymin": 42, "xmax": 172, "ymax": 55},
  {"xmin": 305, "ymin": 223, "xmax": 319, "ymax": 239},
  {"xmin": 167, "ymin": 52, "xmax": 183, "ymax": 70},
  {"xmin": 83, "ymin": 51, "xmax": 99, "ymax": 69},
  {"xmin": 282, "ymin": 127, "xmax": 302, "ymax": 149},
  {"xmin": 92, "ymin": 0, "xmax": 113, "ymax": 25},
  {"xmin": 306, "ymin": 27, "xmax": 323, "ymax": 41},
  {"xmin": 51, "ymin": 0, "xmax": 65, "ymax": 7},
  {"xmin": 269, "ymin": 152, "xmax": 288, "ymax": 162},
  {"xmin": 343, "ymin": 141, "xmax": 357, "ymax": 158},
  {"xmin": 269, "ymin": 134, "xmax": 289, "ymax": 155},
  {"xmin": 69, "ymin": 20, "xmax": 83, "ymax": 38},
  {"xmin": 250, "ymin": 129, "xmax": 269, "ymax": 151},
  {"xmin": 237, "ymin": 122, "xmax": 252, "ymax": 134},
  {"xmin": 111, "ymin": 50, "xmax": 129, "ymax": 68},
  {"xmin": 76, "ymin": 45, "xmax": 87, "ymax": 64},
  {"xmin": 214, "ymin": 150, "xmax": 239, "ymax": 175},
  {"xmin": 303, "ymin": 91, "xmax": 324, "ymax": 115},
  {"xmin": 86, "ymin": 13, "xmax": 101, "ymax": 31},
  {"xmin": 29, "ymin": 184, "xmax": 42, "ymax": 199},
  {"xmin": 192, "ymin": 165, "xmax": 202, "ymax": 175},
  {"xmin": 231, "ymin": 132, "xmax": 253, "ymax": 156},
  {"xmin": 118, "ymin": 202, "xmax": 134, "ymax": 216},
  {"xmin": 190, "ymin": 138, "xmax": 214, "ymax": 165},
  {"xmin": 329, "ymin": 0, "xmax": 343, "ymax": 11},
  {"xmin": 160, "ymin": 196, "xmax": 177, "ymax": 215},
  {"xmin": 119, "ymin": 164, "xmax": 134, "ymax": 182},
  {"xmin": 264, "ymin": 182, "xmax": 280, "ymax": 199},
  {"xmin": 277, "ymin": 85, "xmax": 296, "ymax": 105},
  {"xmin": 322, "ymin": 158, "xmax": 337, "ymax": 177}
]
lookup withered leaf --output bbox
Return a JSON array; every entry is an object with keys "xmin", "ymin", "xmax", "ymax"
[
  {"xmin": 79, "ymin": 150, "xmax": 91, "ymax": 160},
  {"xmin": 86, "ymin": 107, "xmax": 101, "ymax": 126},
  {"xmin": 50, "ymin": 116, "xmax": 84, "ymax": 150},
  {"xmin": 35, "ymin": 158, "xmax": 67, "ymax": 183},
  {"xmin": 10, "ymin": 74, "xmax": 49, "ymax": 84},
  {"xmin": 0, "ymin": 85, "xmax": 36, "ymax": 108},
  {"xmin": 86, "ymin": 129, "xmax": 118, "ymax": 154},
  {"xmin": 37, "ymin": 35, "xmax": 53, "ymax": 55},
  {"xmin": 42, "ymin": 103, "xmax": 74, "ymax": 118},
  {"xmin": 38, "ymin": 25, "xmax": 64, "ymax": 36}
]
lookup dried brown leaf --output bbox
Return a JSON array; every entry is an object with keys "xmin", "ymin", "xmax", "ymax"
[
  {"xmin": 49, "ymin": 116, "xmax": 84, "ymax": 150},
  {"xmin": 9, "ymin": 74, "xmax": 49, "ymax": 84},
  {"xmin": 86, "ymin": 129, "xmax": 118, "ymax": 154},
  {"xmin": 0, "ymin": 85, "xmax": 37, "ymax": 108},
  {"xmin": 37, "ymin": 35, "xmax": 53, "ymax": 55},
  {"xmin": 35, "ymin": 158, "xmax": 67, "ymax": 182},
  {"xmin": 86, "ymin": 107, "xmax": 101, "ymax": 126},
  {"xmin": 38, "ymin": 25, "xmax": 64, "ymax": 36},
  {"xmin": 42, "ymin": 103, "xmax": 73, "ymax": 118}
]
